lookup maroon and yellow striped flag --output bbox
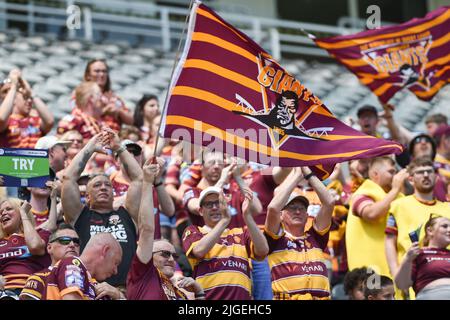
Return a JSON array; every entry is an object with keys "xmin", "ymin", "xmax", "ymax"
[
  {"xmin": 160, "ymin": 1, "xmax": 403, "ymax": 178},
  {"xmin": 315, "ymin": 6, "xmax": 450, "ymax": 103}
]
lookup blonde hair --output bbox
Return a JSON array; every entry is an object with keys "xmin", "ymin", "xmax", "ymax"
[
  {"xmin": 0, "ymin": 198, "xmax": 36, "ymax": 238},
  {"xmin": 75, "ymin": 81, "xmax": 99, "ymax": 109}
]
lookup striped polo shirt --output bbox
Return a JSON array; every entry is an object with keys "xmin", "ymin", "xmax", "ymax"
[
  {"xmin": 265, "ymin": 223, "xmax": 331, "ymax": 300},
  {"xmin": 182, "ymin": 225, "xmax": 257, "ymax": 300}
]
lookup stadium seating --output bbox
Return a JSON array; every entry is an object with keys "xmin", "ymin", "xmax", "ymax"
[{"xmin": 0, "ymin": 31, "xmax": 448, "ymax": 136}]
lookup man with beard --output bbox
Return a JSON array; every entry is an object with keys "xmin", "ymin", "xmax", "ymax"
[{"xmin": 385, "ymin": 157, "xmax": 450, "ymax": 298}]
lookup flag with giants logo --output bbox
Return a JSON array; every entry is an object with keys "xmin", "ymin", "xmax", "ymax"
[
  {"xmin": 314, "ymin": 6, "xmax": 450, "ymax": 103},
  {"xmin": 160, "ymin": 1, "xmax": 403, "ymax": 179}
]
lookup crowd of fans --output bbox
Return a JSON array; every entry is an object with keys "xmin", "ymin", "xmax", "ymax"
[{"xmin": 0, "ymin": 59, "xmax": 449, "ymax": 300}]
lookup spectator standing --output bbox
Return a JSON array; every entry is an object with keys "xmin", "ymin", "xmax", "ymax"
[
  {"xmin": 0, "ymin": 69, "xmax": 53, "ymax": 148},
  {"xmin": 127, "ymin": 159, "xmax": 203, "ymax": 300},
  {"xmin": 265, "ymin": 167, "xmax": 335, "ymax": 300},
  {"xmin": 346, "ymin": 157, "xmax": 408, "ymax": 276},
  {"xmin": 82, "ymin": 59, "xmax": 133, "ymax": 131},
  {"xmin": 61, "ymin": 129, "xmax": 143, "ymax": 288},
  {"xmin": 182, "ymin": 186, "xmax": 268, "ymax": 300}
]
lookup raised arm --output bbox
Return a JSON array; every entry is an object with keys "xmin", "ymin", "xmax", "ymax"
[
  {"xmin": 61, "ymin": 133, "xmax": 108, "ymax": 225},
  {"xmin": 20, "ymin": 77, "xmax": 54, "ymax": 134},
  {"xmin": 37, "ymin": 181, "xmax": 59, "ymax": 232},
  {"xmin": 154, "ymin": 157, "xmax": 175, "ymax": 217},
  {"xmin": 191, "ymin": 195, "xmax": 231, "ymax": 259},
  {"xmin": 271, "ymin": 167, "xmax": 292, "ymax": 185},
  {"xmin": 104, "ymin": 128, "xmax": 143, "ymax": 224},
  {"xmin": 357, "ymin": 169, "xmax": 408, "ymax": 223},
  {"xmin": 0, "ymin": 70, "xmax": 20, "ymax": 132},
  {"xmin": 382, "ymin": 104, "xmax": 414, "ymax": 145},
  {"xmin": 135, "ymin": 158, "xmax": 159, "ymax": 264},
  {"xmin": 394, "ymin": 242, "xmax": 420, "ymax": 290},
  {"xmin": 233, "ymin": 170, "xmax": 262, "ymax": 216},
  {"xmin": 265, "ymin": 168, "xmax": 303, "ymax": 235},
  {"xmin": 242, "ymin": 190, "xmax": 268, "ymax": 259},
  {"xmin": 20, "ymin": 201, "xmax": 46, "ymax": 256},
  {"xmin": 302, "ymin": 167, "xmax": 335, "ymax": 231}
]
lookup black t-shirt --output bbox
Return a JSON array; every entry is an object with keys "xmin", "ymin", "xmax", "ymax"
[{"xmin": 74, "ymin": 206, "xmax": 137, "ymax": 286}]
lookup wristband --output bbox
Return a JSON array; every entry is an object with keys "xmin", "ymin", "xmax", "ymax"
[{"xmin": 304, "ymin": 172, "xmax": 314, "ymax": 180}]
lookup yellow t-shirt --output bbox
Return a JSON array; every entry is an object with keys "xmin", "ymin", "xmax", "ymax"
[
  {"xmin": 346, "ymin": 179, "xmax": 403, "ymax": 276},
  {"xmin": 386, "ymin": 195, "xmax": 450, "ymax": 299},
  {"xmin": 387, "ymin": 195, "xmax": 450, "ymax": 263}
]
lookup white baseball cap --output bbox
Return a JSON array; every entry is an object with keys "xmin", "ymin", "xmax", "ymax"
[
  {"xmin": 35, "ymin": 136, "xmax": 72, "ymax": 150},
  {"xmin": 198, "ymin": 186, "xmax": 222, "ymax": 206}
]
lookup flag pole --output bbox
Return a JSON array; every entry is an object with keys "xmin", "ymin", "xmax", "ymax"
[{"xmin": 152, "ymin": 0, "xmax": 196, "ymax": 158}]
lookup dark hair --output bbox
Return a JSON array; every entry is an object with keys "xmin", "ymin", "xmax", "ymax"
[
  {"xmin": 409, "ymin": 134, "xmax": 436, "ymax": 160},
  {"xmin": 133, "ymin": 94, "xmax": 159, "ymax": 128},
  {"xmin": 343, "ymin": 267, "xmax": 368, "ymax": 295},
  {"xmin": 277, "ymin": 90, "xmax": 298, "ymax": 110},
  {"xmin": 407, "ymin": 156, "xmax": 435, "ymax": 175},
  {"xmin": 83, "ymin": 59, "xmax": 111, "ymax": 92},
  {"xmin": 49, "ymin": 223, "xmax": 77, "ymax": 243},
  {"xmin": 363, "ymin": 275, "xmax": 393, "ymax": 299},
  {"xmin": 399, "ymin": 64, "xmax": 413, "ymax": 72}
]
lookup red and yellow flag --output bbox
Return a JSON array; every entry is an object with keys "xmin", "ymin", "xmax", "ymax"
[
  {"xmin": 315, "ymin": 6, "xmax": 450, "ymax": 103},
  {"xmin": 160, "ymin": 1, "xmax": 403, "ymax": 178}
]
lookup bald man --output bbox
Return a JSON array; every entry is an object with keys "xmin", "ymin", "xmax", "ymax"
[{"xmin": 45, "ymin": 233, "xmax": 123, "ymax": 300}]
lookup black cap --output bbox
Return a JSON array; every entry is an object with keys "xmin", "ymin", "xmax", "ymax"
[
  {"xmin": 409, "ymin": 133, "xmax": 436, "ymax": 159},
  {"xmin": 357, "ymin": 105, "xmax": 378, "ymax": 118}
]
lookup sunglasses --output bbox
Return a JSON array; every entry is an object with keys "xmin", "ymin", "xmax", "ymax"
[
  {"xmin": 50, "ymin": 236, "xmax": 80, "ymax": 246},
  {"xmin": 153, "ymin": 250, "xmax": 179, "ymax": 259},
  {"xmin": 413, "ymin": 137, "xmax": 430, "ymax": 144}
]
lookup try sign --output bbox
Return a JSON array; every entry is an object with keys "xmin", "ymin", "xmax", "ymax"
[{"xmin": 0, "ymin": 148, "xmax": 50, "ymax": 187}]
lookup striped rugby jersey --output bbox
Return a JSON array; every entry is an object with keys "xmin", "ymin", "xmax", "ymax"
[
  {"xmin": 265, "ymin": 223, "xmax": 331, "ymax": 300},
  {"xmin": 0, "ymin": 229, "xmax": 51, "ymax": 291},
  {"xmin": 19, "ymin": 267, "xmax": 52, "ymax": 300},
  {"xmin": 0, "ymin": 112, "xmax": 42, "ymax": 148},
  {"xmin": 182, "ymin": 225, "xmax": 258, "ymax": 300}
]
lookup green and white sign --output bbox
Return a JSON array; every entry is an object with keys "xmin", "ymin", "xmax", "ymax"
[{"xmin": 0, "ymin": 148, "xmax": 50, "ymax": 187}]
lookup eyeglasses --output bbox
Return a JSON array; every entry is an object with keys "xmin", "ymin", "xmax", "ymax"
[
  {"xmin": 412, "ymin": 169, "xmax": 435, "ymax": 176},
  {"xmin": 202, "ymin": 200, "xmax": 220, "ymax": 209},
  {"xmin": 50, "ymin": 236, "xmax": 80, "ymax": 246},
  {"xmin": 153, "ymin": 250, "xmax": 179, "ymax": 259}
]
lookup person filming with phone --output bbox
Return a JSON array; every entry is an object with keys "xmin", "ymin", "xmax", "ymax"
[{"xmin": 394, "ymin": 215, "xmax": 450, "ymax": 300}]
